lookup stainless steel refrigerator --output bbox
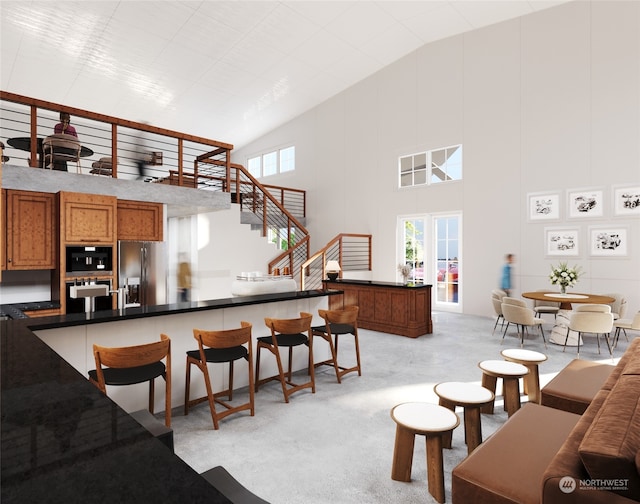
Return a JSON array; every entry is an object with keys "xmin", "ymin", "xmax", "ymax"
[{"xmin": 118, "ymin": 241, "xmax": 167, "ymax": 307}]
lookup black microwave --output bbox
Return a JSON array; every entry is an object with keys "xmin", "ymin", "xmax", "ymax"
[{"xmin": 66, "ymin": 246, "xmax": 113, "ymax": 273}]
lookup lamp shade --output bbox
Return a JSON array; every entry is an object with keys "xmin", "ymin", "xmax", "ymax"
[{"xmin": 326, "ymin": 260, "xmax": 341, "ymax": 272}]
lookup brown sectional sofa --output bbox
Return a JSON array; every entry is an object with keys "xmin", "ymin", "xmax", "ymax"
[{"xmin": 452, "ymin": 338, "xmax": 640, "ymax": 503}]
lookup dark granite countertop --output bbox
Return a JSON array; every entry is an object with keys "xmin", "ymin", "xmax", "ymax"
[
  {"xmin": 1, "ymin": 289, "xmax": 338, "ymax": 503},
  {"xmin": 0, "ymin": 300, "xmax": 60, "ymax": 319},
  {"xmin": 323, "ymin": 278, "xmax": 433, "ymax": 289}
]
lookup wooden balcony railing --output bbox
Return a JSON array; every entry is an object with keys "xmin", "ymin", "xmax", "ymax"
[{"xmin": 0, "ymin": 91, "xmax": 232, "ymax": 181}]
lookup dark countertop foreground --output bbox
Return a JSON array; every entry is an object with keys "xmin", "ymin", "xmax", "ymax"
[{"xmin": 1, "ymin": 289, "xmax": 337, "ymax": 503}]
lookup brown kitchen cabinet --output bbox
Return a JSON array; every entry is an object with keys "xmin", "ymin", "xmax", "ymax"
[
  {"xmin": 1, "ymin": 189, "xmax": 5, "ymax": 271},
  {"xmin": 117, "ymin": 200, "xmax": 163, "ymax": 241},
  {"xmin": 59, "ymin": 191, "xmax": 116, "ymax": 244},
  {"xmin": 5, "ymin": 190, "xmax": 56, "ymax": 270},
  {"xmin": 323, "ymin": 279, "xmax": 433, "ymax": 338},
  {"xmin": 23, "ymin": 308, "xmax": 61, "ymax": 318}
]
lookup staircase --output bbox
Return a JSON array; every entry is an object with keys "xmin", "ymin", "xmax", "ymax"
[{"xmin": 194, "ymin": 152, "xmax": 371, "ymax": 289}]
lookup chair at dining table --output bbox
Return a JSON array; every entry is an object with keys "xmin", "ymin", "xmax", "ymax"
[
  {"xmin": 563, "ymin": 304, "xmax": 614, "ymax": 359},
  {"xmin": 531, "ymin": 289, "xmax": 560, "ymax": 322},
  {"xmin": 603, "ymin": 293, "xmax": 627, "ymax": 320},
  {"xmin": 43, "ymin": 134, "xmax": 82, "ymax": 173},
  {"xmin": 501, "ymin": 297, "xmax": 547, "ymax": 348}
]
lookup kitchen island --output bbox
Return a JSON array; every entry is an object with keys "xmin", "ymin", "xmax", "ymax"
[
  {"xmin": 1, "ymin": 289, "xmax": 337, "ymax": 503},
  {"xmin": 323, "ymin": 279, "xmax": 433, "ymax": 337}
]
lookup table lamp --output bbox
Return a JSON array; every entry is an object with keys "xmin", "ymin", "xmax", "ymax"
[{"xmin": 326, "ymin": 260, "xmax": 341, "ymax": 281}]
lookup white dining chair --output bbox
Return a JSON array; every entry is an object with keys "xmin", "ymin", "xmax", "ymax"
[
  {"xmin": 612, "ymin": 311, "xmax": 640, "ymax": 348},
  {"xmin": 564, "ymin": 304, "xmax": 614, "ymax": 358},
  {"xmin": 501, "ymin": 298, "xmax": 547, "ymax": 348},
  {"xmin": 43, "ymin": 133, "xmax": 81, "ymax": 173}
]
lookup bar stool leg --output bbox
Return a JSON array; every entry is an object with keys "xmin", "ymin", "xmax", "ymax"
[
  {"xmin": 463, "ymin": 407, "xmax": 482, "ymax": 454},
  {"xmin": 502, "ymin": 377, "xmax": 522, "ymax": 417},
  {"xmin": 480, "ymin": 374, "xmax": 497, "ymax": 414},
  {"xmin": 391, "ymin": 425, "xmax": 415, "ymax": 482},
  {"xmin": 425, "ymin": 434, "xmax": 446, "ymax": 503}
]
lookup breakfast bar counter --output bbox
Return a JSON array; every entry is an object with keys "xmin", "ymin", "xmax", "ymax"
[{"xmin": 1, "ymin": 289, "xmax": 337, "ymax": 503}]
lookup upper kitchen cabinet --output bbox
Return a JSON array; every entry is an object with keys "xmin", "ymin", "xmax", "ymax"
[
  {"xmin": 6, "ymin": 190, "xmax": 56, "ymax": 270},
  {"xmin": 59, "ymin": 191, "xmax": 116, "ymax": 245},
  {"xmin": 117, "ymin": 200, "xmax": 163, "ymax": 241}
]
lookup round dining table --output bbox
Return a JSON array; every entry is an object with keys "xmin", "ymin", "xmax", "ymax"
[
  {"xmin": 522, "ymin": 291, "xmax": 615, "ymax": 310},
  {"xmin": 6, "ymin": 136, "xmax": 94, "ymax": 166}
]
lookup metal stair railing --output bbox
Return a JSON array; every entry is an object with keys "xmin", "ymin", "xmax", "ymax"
[
  {"xmin": 194, "ymin": 156, "xmax": 311, "ymax": 285},
  {"xmin": 301, "ymin": 234, "xmax": 372, "ymax": 290}
]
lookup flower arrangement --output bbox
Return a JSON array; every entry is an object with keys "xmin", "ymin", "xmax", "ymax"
[
  {"xmin": 549, "ymin": 262, "xmax": 582, "ymax": 294},
  {"xmin": 397, "ymin": 264, "xmax": 412, "ymax": 283}
]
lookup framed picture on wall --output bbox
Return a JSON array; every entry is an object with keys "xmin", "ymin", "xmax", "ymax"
[
  {"xmin": 567, "ymin": 188, "xmax": 604, "ymax": 218},
  {"xmin": 545, "ymin": 227, "xmax": 580, "ymax": 257},
  {"xmin": 613, "ymin": 185, "xmax": 640, "ymax": 216},
  {"xmin": 589, "ymin": 226, "xmax": 628, "ymax": 257},
  {"xmin": 528, "ymin": 192, "xmax": 561, "ymax": 221}
]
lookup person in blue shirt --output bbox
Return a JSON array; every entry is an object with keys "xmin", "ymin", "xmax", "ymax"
[{"xmin": 500, "ymin": 253, "xmax": 515, "ymax": 296}]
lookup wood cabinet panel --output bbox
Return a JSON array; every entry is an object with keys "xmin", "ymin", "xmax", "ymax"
[
  {"xmin": 23, "ymin": 308, "xmax": 61, "ymax": 318},
  {"xmin": 1, "ymin": 189, "xmax": 5, "ymax": 271},
  {"xmin": 117, "ymin": 200, "xmax": 163, "ymax": 241},
  {"xmin": 6, "ymin": 190, "xmax": 56, "ymax": 269},
  {"xmin": 325, "ymin": 279, "xmax": 432, "ymax": 337},
  {"xmin": 60, "ymin": 191, "xmax": 116, "ymax": 244}
]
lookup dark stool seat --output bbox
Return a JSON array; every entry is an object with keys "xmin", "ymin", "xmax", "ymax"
[{"xmin": 88, "ymin": 361, "xmax": 165, "ymax": 386}]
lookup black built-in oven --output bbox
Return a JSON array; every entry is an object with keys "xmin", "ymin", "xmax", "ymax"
[{"xmin": 66, "ymin": 246, "xmax": 113, "ymax": 274}]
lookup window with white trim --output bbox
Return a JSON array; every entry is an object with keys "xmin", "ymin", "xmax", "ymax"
[
  {"xmin": 247, "ymin": 146, "xmax": 295, "ymax": 178},
  {"xmin": 399, "ymin": 145, "xmax": 462, "ymax": 188}
]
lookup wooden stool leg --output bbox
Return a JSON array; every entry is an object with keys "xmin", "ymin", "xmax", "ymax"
[
  {"xmin": 437, "ymin": 398, "xmax": 456, "ymax": 449},
  {"xmin": 480, "ymin": 374, "xmax": 497, "ymax": 414},
  {"xmin": 502, "ymin": 377, "xmax": 522, "ymax": 417},
  {"xmin": 524, "ymin": 364, "xmax": 541, "ymax": 403},
  {"xmin": 425, "ymin": 434, "xmax": 446, "ymax": 503},
  {"xmin": 464, "ymin": 407, "xmax": 482, "ymax": 454},
  {"xmin": 391, "ymin": 425, "xmax": 415, "ymax": 482}
]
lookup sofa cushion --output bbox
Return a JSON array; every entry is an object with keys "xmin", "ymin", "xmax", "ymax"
[
  {"xmin": 579, "ymin": 374, "xmax": 640, "ymax": 500},
  {"xmin": 542, "ymin": 389, "xmax": 619, "ymax": 503},
  {"xmin": 452, "ymin": 403, "xmax": 580, "ymax": 504},
  {"xmin": 541, "ymin": 359, "xmax": 615, "ymax": 414}
]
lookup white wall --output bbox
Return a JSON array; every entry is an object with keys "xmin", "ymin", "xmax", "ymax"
[
  {"xmin": 180, "ymin": 205, "xmax": 280, "ymax": 300},
  {"xmin": 232, "ymin": 1, "xmax": 640, "ymax": 317}
]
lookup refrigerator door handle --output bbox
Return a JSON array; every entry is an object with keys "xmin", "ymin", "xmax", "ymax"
[{"xmin": 139, "ymin": 245, "xmax": 145, "ymax": 306}]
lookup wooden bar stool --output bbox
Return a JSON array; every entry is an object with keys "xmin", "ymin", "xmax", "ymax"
[
  {"xmin": 255, "ymin": 312, "xmax": 315, "ymax": 403},
  {"xmin": 433, "ymin": 382, "xmax": 494, "ymax": 454},
  {"xmin": 500, "ymin": 348, "xmax": 547, "ymax": 404},
  {"xmin": 478, "ymin": 360, "xmax": 529, "ymax": 417},
  {"xmin": 390, "ymin": 402, "xmax": 459, "ymax": 503},
  {"xmin": 311, "ymin": 306, "xmax": 362, "ymax": 383},
  {"xmin": 88, "ymin": 334, "xmax": 171, "ymax": 427},
  {"xmin": 185, "ymin": 322, "xmax": 255, "ymax": 430}
]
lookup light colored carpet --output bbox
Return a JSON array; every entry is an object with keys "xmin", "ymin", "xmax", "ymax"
[{"xmin": 169, "ymin": 311, "xmax": 624, "ymax": 503}]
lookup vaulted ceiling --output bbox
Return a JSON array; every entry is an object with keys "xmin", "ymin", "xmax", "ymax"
[{"xmin": 1, "ymin": 1, "xmax": 570, "ymax": 149}]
